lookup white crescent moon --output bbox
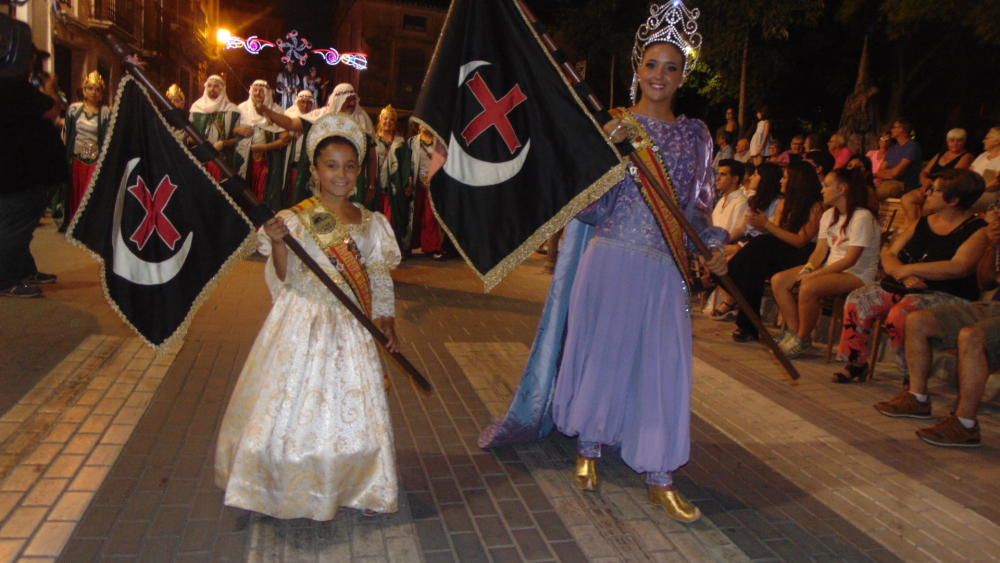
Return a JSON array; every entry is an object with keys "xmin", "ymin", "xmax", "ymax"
[
  {"xmin": 443, "ymin": 60, "xmax": 531, "ymax": 188},
  {"xmin": 111, "ymin": 157, "xmax": 193, "ymax": 286}
]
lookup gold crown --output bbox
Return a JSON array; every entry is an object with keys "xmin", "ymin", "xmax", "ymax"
[
  {"xmin": 166, "ymin": 84, "xmax": 184, "ymax": 99},
  {"xmin": 82, "ymin": 70, "xmax": 105, "ymax": 89},
  {"xmin": 306, "ymin": 113, "xmax": 367, "ymax": 164}
]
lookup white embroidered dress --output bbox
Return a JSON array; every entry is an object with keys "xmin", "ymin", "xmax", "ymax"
[{"xmin": 215, "ymin": 206, "xmax": 401, "ymax": 520}]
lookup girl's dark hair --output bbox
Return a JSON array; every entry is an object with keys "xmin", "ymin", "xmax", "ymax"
[
  {"xmin": 779, "ymin": 161, "xmax": 822, "ymax": 232},
  {"xmin": 828, "ymin": 168, "xmax": 872, "ymax": 236},
  {"xmin": 748, "ymin": 162, "xmax": 782, "ymax": 214},
  {"xmin": 312, "ymin": 135, "xmax": 359, "ymax": 163},
  {"xmin": 757, "ymin": 105, "xmax": 769, "ymax": 120}
]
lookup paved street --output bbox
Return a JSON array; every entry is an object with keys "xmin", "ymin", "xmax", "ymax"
[{"xmin": 0, "ymin": 218, "xmax": 997, "ymax": 562}]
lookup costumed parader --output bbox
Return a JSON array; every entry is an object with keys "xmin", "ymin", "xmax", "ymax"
[
  {"xmin": 165, "ymin": 84, "xmax": 188, "ymax": 143},
  {"xmin": 275, "ymin": 60, "xmax": 303, "ymax": 109},
  {"xmin": 305, "ymin": 65, "xmax": 327, "ymax": 104},
  {"xmin": 238, "ymin": 79, "xmax": 290, "ymax": 209},
  {"xmin": 282, "ymin": 89, "xmax": 316, "ymax": 206},
  {"xmin": 374, "ymin": 104, "xmax": 412, "ymax": 248},
  {"xmin": 214, "ymin": 112, "xmax": 403, "ymax": 520},
  {"xmin": 189, "ymin": 74, "xmax": 249, "ymax": 182},
  {"xmin": 408, "ymin": 123, "xmax": 446, "ymax": 259},
  {"xmin": 478, "ymin": 1, "xmax": 728, "ymax": 523},
  {"xmin": 62, "ymin": 70, "xmax": 110, "ymax": 230},
  {"xmin": 166, "ymin": 83, "xmax": 186, "ymax": 110},
  {"xmin": 323, "ymin": 83, "xmax": 377, "ymax": 210}
]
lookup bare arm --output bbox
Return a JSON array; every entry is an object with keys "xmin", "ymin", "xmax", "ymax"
[
  {"xmin": 880, "ymin": 220, "xmax": 918, "ymax": 278},
  {"xmin": 762, "ymin": 203, "xmax": 821, "ymax": 248},
  {"xmin": 877, "ymin": 158, "xmax": 912, "ymax": 180},
  {"xmin": 255, "ymin": 103, "xmax": 304, "ymax": 133},
  {"xmin": 812, "ymin": 245, "xmax": 863, "ymax": 276}
]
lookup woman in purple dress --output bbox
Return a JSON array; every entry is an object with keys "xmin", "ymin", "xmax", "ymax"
[{"xmin": 554, "ymin": 3, "xmax": 725, "ymax": 523}]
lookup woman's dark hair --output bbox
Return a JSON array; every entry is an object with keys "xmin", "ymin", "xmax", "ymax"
[
  {"xmin": 828, "ymin": 168, "xmax": 871, "ymax": 236},
  {"xmin": 312, "ymin": 135, "xmax": 359, "ymax": 163},
  {"xmin": 757, "ymin": 105, "xmax": 769, "ymax": 120},
  {"xmin": 935, "ymin": 168, "xmax": 986, "ymax": 210},
  {"xmin": 778, "ymin": 161, "xmax": 822, "ymax": 232},
  {"xmin": 748, "ymin": 162, "xmax": 782, "ymax": 213}
]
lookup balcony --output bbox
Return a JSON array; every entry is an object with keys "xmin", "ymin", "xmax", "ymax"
[{"xmin": 90, "ymin": 0, "xmax": 138, "ymax": 42}]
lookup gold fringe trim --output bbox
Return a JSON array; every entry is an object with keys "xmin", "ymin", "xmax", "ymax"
[
  {"xmin": 407, "ymin": 1, "xmax": 630, "ymax": 292},
  {"xmin": 65, "ymin": 75, "xmax": 256, "ymax": 351}
]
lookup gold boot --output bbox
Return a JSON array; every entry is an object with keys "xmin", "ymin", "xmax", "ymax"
[
  {"xmin": 573, "ymin": 456, "xmax": 599, "ymax": 491},
  {"xmin": 647, "ymin": 486, "xmax": 701, "ymax": 523}
]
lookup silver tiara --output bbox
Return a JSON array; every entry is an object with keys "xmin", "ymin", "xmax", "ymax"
[{"xmin": 631, "ymin": 1, "xmax": 702, "ymax": 79}]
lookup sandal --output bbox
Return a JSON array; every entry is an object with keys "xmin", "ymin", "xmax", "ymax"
[
  {"xmin": 832, "ymin": 364, "xmax": 868, "ymax": 384},
  {"xmin": 711, "ymin": 302, "xmax": 736, "ymax": 321}
]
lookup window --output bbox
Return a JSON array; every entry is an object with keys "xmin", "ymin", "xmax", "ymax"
[{"xmin": 403, "ymin": 15, "xmax": 427, "ymax": 32}]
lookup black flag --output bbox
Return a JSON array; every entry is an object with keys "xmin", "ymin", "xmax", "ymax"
[
  {"xmin": 413, "ymin": 0, "xmax": 626, "ymax": 290},
  {"xmin": 69, "ymin": 76, "xmax": 253, "ymax": 346}
]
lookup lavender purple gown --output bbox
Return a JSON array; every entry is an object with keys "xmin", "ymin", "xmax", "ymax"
[{"xmin": 480, "ymin": 114, "xmax": 725, "ymax": 476}]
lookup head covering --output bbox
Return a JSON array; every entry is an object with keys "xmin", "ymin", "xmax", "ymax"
[
  {"xmin": 629, "ymin": 1, "xmax": 702, "ymax": 103},
  {"xmin": 166, "ymin": 83, "xmax": 184, "ymax": 101},
  {"xmin": 82, "ymin": 70, "xmax": 105, "ymax": 90},
  {"xmin": 189, "ymin": 75, "xmax": 239, "ymax": 114},
  {"xmin": 306, "ymin": 113, "xmax": 367, "ymax": 164},
  {"xmin": 324, "ymin": 82, "xmax": 374, "ymax": 136},
  {"xmin": 377, "ymin": 104, "xmax": 397, "ymax": 139},
  {"xmin": 238, "ymin": 79, "xmax": 284, "ymax": 133},
  {"xmin": 284, "ymin": 89, "xmax": 315, "ymax": 118}
]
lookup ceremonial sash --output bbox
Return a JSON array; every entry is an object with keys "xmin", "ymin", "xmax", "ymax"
[
  {"xmin": 291, "ymin": 197, "xmax": 374, "ymax": 316},
  {"xmin": 611, "ymin": 108, "xmax": 692, "ymax": 287}
]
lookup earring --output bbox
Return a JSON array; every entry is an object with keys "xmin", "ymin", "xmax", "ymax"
[{"xmin": 629, "ymin": 73, "xmax": 639, "ymax": 106}]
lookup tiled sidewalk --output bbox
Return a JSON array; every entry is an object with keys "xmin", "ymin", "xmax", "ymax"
[{"xmin": 4, "ymin": 224, "xmax": 998, "ymax": 562}]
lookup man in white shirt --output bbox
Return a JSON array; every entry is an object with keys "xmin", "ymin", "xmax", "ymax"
[{"xmin": 712, "ymin": 159, "xmax": 749, "ymax": 242}]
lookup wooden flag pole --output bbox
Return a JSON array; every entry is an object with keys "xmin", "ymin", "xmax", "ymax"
[
  {"xmin": 515, "ymin": 1, "xmax": 800, "ymax": 382},
  {"xmin": 106, "ymin": 36, "xmax": 433, "ymax": 392}
]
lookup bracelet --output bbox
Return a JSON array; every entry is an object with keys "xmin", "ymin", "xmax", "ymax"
[{"xmin": 606, "ymin": 122, "xmax": 625, "ymax": 141}]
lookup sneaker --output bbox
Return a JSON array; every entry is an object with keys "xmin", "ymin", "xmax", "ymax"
[
  {"xmin": 916, "ymin": 415, "xmax": 981, "ymax": 448},
  {"xmin": 779, "ymin": 334, "xmax": 812, "ymax": 357},
  {"xmin": 1, "ymin": 282, "xmax": 42, "ymax": 298},
  {"xmin": 22, "ymin": 272, "xmax": 57, "ymax": 285},
  {"xmin": 874, "ymin": 391, "xmax": 932, "ymax": 419}
]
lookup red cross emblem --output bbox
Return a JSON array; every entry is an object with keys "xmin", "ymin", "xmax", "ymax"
[
  {"xmin": 460, "ymin": 72, "xmax": 527, "ymax": 155},
  {"xmin": 127, "ymin": 175, "xmax": 182, "ymax": 251}
]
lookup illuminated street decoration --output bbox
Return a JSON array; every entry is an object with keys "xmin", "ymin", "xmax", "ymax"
[
  {"xmin": 222, "ymin": 30, "xmax": 368, "ymax": 71},
  {"xmin": 225, "ymin": 35, "xmax": 275, "ymax": 55},
  {"xmin": 313, "ymin": 49, "xmax": 369, "ymax": 71},
  {"xmin": 276, "ymin": 30, "xmax": 312, "ymax": 66}
]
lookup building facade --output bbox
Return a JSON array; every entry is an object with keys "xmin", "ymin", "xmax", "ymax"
[
  {"xmin": 11, "ymin": 0, "xmax": 219, "ymax": 110},
  {"xmin": 331, "ymin": 0, "xmax": 447, "ymax": 117}
]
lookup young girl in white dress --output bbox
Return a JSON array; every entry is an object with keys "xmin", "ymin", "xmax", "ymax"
[{"xmin": 215, "ymin": 114, "xmax": 402, "ymax": 520}]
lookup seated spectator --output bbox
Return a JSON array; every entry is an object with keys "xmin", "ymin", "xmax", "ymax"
[
  {"xmin": 734, "ymin": 137, "xmax": 751, "ymax": 164},
  {"xmin": 772, "ymin": 169, "xmax": 880, "ymax": 356},
  {"xmin": 775, "ymin": 134, "xmax": 805, "ymax": 167},
  {"xmin": 720, "ymin": 162, "xmax": 823, "ymax": 336},
  {"xmin": 712, "ymin": 159, "xmax": 749, "ymax": 242},
  {"xmin": 833, "ymin": 169, "xmax": 989, "ymax": 383},
  {"xmin": 874, "ymin": 209, "xmax": 999, "ymax": 447},
  {"xmin": 903, "ymin": 129, "xmax": 976, "ymax": 223},
  {"xmin": 712, "ymin": 131, "xmax": 734, "ymax": 173},
  {"xmin": 741, "ymin": 162, "xmax": 783, "ymax": 239},
  {"xmin": 846, "ymin": 154, "xmax": 879, "ymax": 210},
  {"xmin": 969, "ymin": 125, "xmax": 999, "ymax": 212},
  {"xmin": 828, "ymin": 133, "xmax": 853, "ymax": 169},
  {"xmin": 766, "ymin": 139, "xmax": 784, "ymax": 166},
  {"xmin": 804, "ymin": 149, "xmax": 835, "ymax": 181},
  {"xmin": 866, "ymin": 131, "xmax": 892, "ymax": 183},
  {"xmin": 804, "ymin": 133, "xmax": 822, "ymax": 153},
  {"xmin": 875, "ymin": 119, "xmax": 922, "ymax": 199}
]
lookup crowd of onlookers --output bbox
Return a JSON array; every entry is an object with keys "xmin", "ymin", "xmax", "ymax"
[{"xmin": 703, "ymin": 111, "xmax": 1000, "ymax": 449}]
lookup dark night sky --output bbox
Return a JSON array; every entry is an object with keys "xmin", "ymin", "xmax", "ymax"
[{"xmin": 275, "ymin": 1, "xmax": 340, "ymax": 47}]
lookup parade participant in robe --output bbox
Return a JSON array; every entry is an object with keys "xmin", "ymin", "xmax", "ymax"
[
  {"xmin": 62, "ymin": 71, "xmax": 110, "ymax": 228},
  {"xmin": 238, "ymin": 80, "xmax": 290, "ymax": 209},
  {"xmin": 374, "ymin": 104, "xmax": 412, "ymax": 247},
  {"xmin": 215, "ymin": 114, "xmax": 402, "ymax": 520},
  {"xmin": 408, "ymin": 124, "xmax": 445, "ymax": 258},
  {"xmin": 275, "ymin": 61, "xmax": 302, "ymax": 109},
  {"xmin": 479, "ymin": 1, "xmax": 728, "ymax": 523},
  {"xmin": 189, "ymin": 75, "xmax": 249, "ymax": 181},
  {"xmin": 282, "ymin": 89, "xmax": 315, "ymax": 205}
]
